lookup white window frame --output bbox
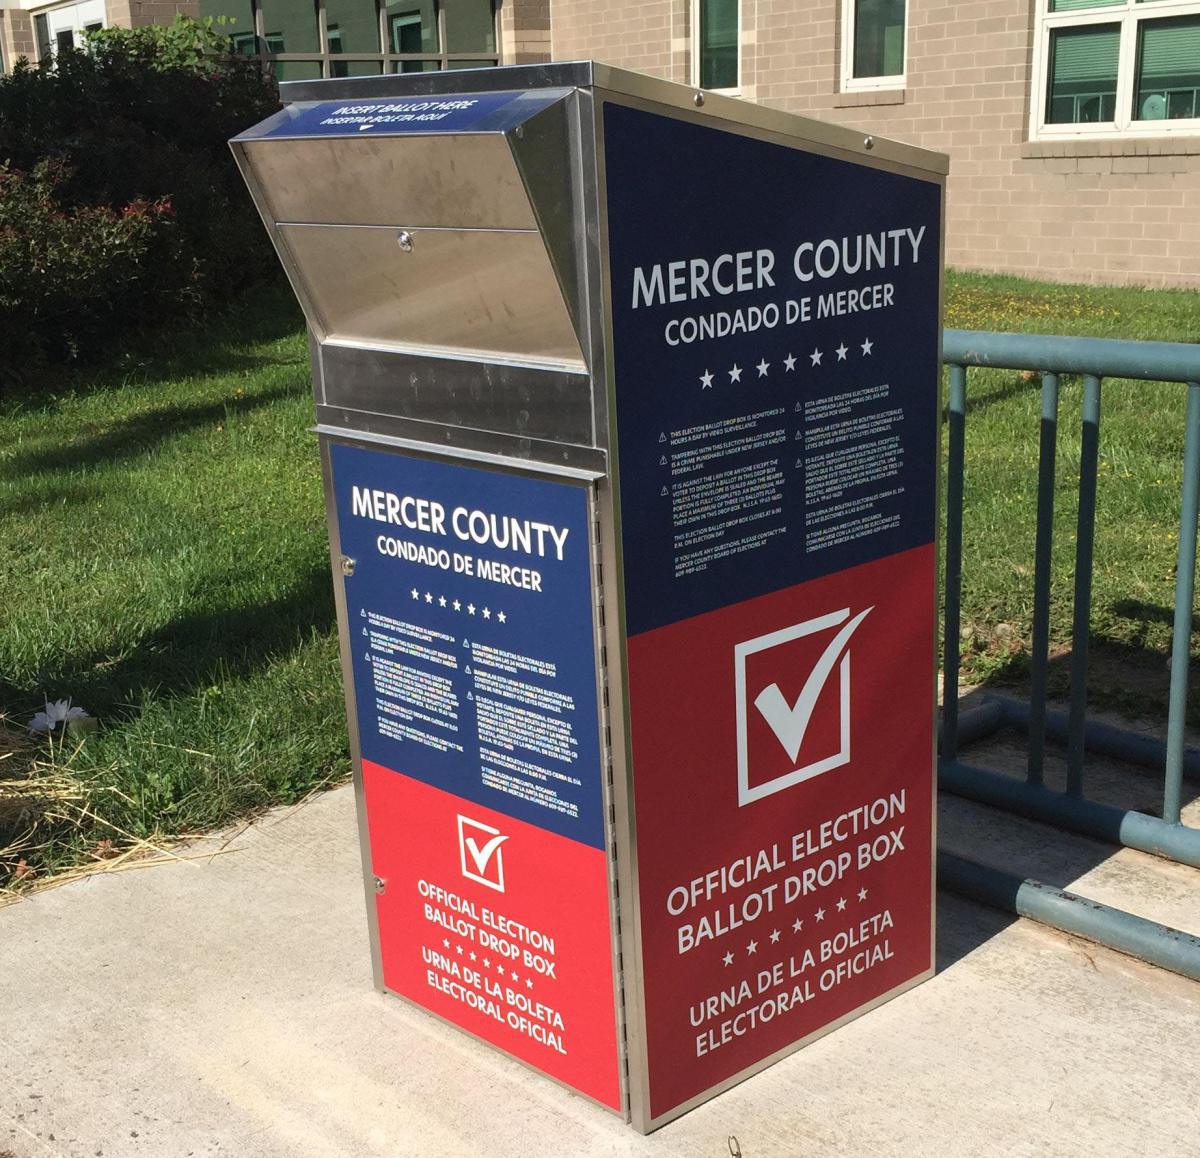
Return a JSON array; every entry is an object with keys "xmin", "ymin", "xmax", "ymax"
[
  {"xmin": 1030, "ymin": 0, "xmax": 1200, "ymax": 140},
  {"xmin": 840, "ymin": 0, "xmax": 907, "ymax": 93},
  {"xmin": 691, "ymin": 0, "xmax": 741, "ymax": 95},
  {"xmin": 34, "ymin": 0, "xmax": 106, "ymax": 58}
]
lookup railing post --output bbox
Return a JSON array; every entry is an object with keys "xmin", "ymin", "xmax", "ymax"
[
  {"xmin": 1028, "ymin": 372, "xmax": 1059, "ymax": 786},
  {"xmin": 1066, "ymin": 375, "xmax": 1101, "ymax": 796},
  {"xmin": 942, "ymin": 364, "xmax": 967, "ymax": 761},
  {"xmin": 1164, "ymin": 381, "xmax": 1200, "ymax": 825}
]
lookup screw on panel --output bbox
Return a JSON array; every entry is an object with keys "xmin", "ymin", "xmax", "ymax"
[
  {"xmin": 397, "ymin": 229, "xmax": 414, "ymax": 252},
  {"xmin": 373, "ymin": 875, "xmax": 386, "ymax": 894},
  {"xmin": 514, "ymin": 124, "xmax": 524, "ymax": 139},
  {"xmin": 863, "ymin": 135, "xmax": 875, "ymax": 150},
  {"xmin": 693, "ymin": 91, "xmax": 705, "ymax": 107},
  {"xmin": 340, "ymin": 556, "xmax": 356, "ymax": 576}
]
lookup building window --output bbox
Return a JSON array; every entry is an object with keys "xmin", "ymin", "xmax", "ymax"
[
  {"xmin": 693, "ymin": 0, "xmax": 739, "ymax": 92},
  {"xmin": 841, "ymin": 0, "xmax": 906, "ymax": 91},
  {"xmin": 199, "ymin": 0, "xmax": 498, "ymax": 79},
  {"xmin": 30, "ymin": 0, "xmax": 105, "ymax": 62},
  {"xmin": 1032, "ymin": 0, "xmax": 1200, "ymax": 139}
]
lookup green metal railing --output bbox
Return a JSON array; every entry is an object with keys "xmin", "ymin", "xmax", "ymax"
[{"xmin": 938, "ymin": 329, "xmax": 1200, "ymax": 981}]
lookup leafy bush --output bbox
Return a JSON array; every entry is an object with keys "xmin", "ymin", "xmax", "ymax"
[
  {"xmin": 0, "ymin": 160, "xmax": 176, "ymax": 365},
  {"xmin": 0, "ymin": 17, "xmax": 280, "ymax": 386}
]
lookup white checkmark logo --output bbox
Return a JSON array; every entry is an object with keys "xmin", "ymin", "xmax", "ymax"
[
  {"xmin": 464, "ymin": 833, "xmax": 508, "ymax": 876},
  {"xmin": 753, "ymin": 607, "xmax": 873, "ymax": 762},
  {"xmin": 735, "ymin": 606, "xmax": 875, "ymax": 806},
  {"xmin": 457, "ymin": 815, "xmax": 509, "ymax": 891}
]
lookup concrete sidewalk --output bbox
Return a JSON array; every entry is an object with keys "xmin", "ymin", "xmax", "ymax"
[{"xmin": 3, "ymin": 784, "xmax": 1198, "ymax": 1158}]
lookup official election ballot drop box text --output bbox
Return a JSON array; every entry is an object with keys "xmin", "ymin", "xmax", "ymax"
[{"xmin": 231, "ymin": 62, "xmax": 947, "ymax": 1133}]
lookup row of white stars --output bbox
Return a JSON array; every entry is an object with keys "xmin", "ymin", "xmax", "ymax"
[
  {"xmin": 700, "ymin": 338, "xmax": 874, "ymax": 388},
  {"xmin": 721, "ymin": 887, "xmax": 870, "ymax": 966},
  {"xmin": 442, "ymin": 939, "xmax": 536, "ymax": 988},
  {"xmin": 411, "ymin": 589, "xmax": 506, "ymax": 623}
]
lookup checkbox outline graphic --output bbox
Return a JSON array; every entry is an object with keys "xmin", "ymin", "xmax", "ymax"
[
  {"xmin": 734, "ymin": 606, "xmax": 872, "ymax": 807},
  {"xmin": 457, "ymin": 813, "xmax": 509, "ymax": 892}
]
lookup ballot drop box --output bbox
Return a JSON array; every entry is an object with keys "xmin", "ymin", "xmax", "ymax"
[{"xmin": 232, "ymin": 62, "xmax": 947, "ymax": 1132}]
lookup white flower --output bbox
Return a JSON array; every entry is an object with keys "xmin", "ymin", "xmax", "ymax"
[{"xmin": 29, "ymin": 699, "xmax": 90, "ymax": 734}]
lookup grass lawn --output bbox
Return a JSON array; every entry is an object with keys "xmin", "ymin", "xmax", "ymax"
[
  {"xmin": 0, "ymin": 282, "xmax": 345, "ymax": 888},
  {"xmin": 945, "ymin": 272, "xmax": 1200, "ymax": 715},
  {"xmin": 1, "ymin": 270, "xmax": 1197, "ymax": 889}
]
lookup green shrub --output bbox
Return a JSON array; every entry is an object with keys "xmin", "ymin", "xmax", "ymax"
[
  {"xmin": 0, "ymin": 160, "xmax": 177, "ymax": 366},
  {"xmin": 0, "ymin": 17, "xmax": 280, "ymax": 387}
]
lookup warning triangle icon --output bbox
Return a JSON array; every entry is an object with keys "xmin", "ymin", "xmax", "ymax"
[
  {"xmin": 658, "ymin": 432, "xmax": 667, "ymax": 443},
  {"xmin": 659, "ymin": 455, "xmax": 667, "ymax": 466},
  {"xmin": 660, "ymin": 486, "xmax": 668, "ymax": 497}
]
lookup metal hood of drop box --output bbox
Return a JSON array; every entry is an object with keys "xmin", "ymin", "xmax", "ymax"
[{"xmin": 230, "ymin": 81, "xmax": 598, "ymax": 465}]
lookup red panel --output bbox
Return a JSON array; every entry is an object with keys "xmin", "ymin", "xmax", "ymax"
[
  {"xmin": 627, "ymin": 545, "xmax": 936, "ymax": 1120},
  {"xmin": 362, "ymin": 761, "xmax": 622, "ymax": 1110}
]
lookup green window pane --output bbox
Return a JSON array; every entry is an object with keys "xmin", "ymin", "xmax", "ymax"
[
  {"xmin": 699, "ymin": 0, "xmax": 738, "ymax": 89},
  {"xmin": 325, "ymin": 0, "xmax": 380, "ymax": 55},
  {"xmin": 1049, "ymin": 0, "xmax": 1121, "ymax": 12},
  {"xmin": 388, "ymin": 1, "xmax": 436, "ymax": 53},
  {"xmin": 198, "ymin": 0, "xmax": 255, "ymax": 44},
  {"xmin": 34, "ymin": 13, "xmax": 51, "ymax": 58},
  {"xmin": 259, "ymin": 0, "xmax": 319, "ymax": 53},
  {"xmin": 1046, "ymin": 23, "xmax": 1119, "ymax": 123},
  {"xmin": 273, "ymin": 59, "xmax": 322, "ymax": 79},
  {"xmin": 329, "ymin": 56, "xmax": 384, "ymax": 77},
  {"xmin": 853, "ymin": 0, "xmax": 905, "ymax": 79},
  {"xmin": 445, "ymin": 0, "xmax": 495, "ymax": 54},
  {"xmin": 1135, "ymin": 16, "xmax": 1200, "ymax": 120},
  {"xmin": 392, "ymin": 58, "xmax": 439, "ymax": 72}
]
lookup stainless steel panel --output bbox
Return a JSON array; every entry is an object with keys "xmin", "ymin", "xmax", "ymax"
[
  {"xmin": 280, "ymin": 62, "xmax": 596, "ymax": 104},
  {"xmin": 314, "ymin": 423, "xmax": 605, "ymax": 481},
  {"xmin": 319, "ymin": 342, "xmax": 593, "ymax": 444},
  {"xmin": 278, "ymin": 224, "xmax": 586, "ymax": 367},
  {"xmin": 507, "ymin": 96, "xmax": 586, "ymax": 357},
  {"xmin": 242, "ymin": 134, "xmax": 538, "ymax": 230},
  {"xmin": 313, "ymin": 404, "xmax": 608, "ymax": 474}
]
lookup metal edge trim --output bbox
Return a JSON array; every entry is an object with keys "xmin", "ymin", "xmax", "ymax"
[
  {"xmin": 313, "ymin": 424, "xmax": 605, "ymax": 481},
  {"xmin": 318, "ymin": 435, "xmax": 386, "ymax": 992},
  {"xmin": 930, "ymin": 174, "xmax": 949, "ymax": 983},
  {"xmin": 585, "ymin": 482, "xmax": 634, "ymax": 1119},
  {"xmin": 320, "ymin": 336, "xmax": 588, "ymax": 378},
  {"xmin": 590, "ymin": 62, "xmax": 949, "ymax": 177},
  {"xmin": 588, "ymin": 94, "xmax": 656, "ymax": 1132},
  {"xmin": 278, "ymin": 64, "xmax": 596, "ymax": 104},
  {"xmin": 594, "ymin": 86, "xmax": 946, "ymax": 188}
]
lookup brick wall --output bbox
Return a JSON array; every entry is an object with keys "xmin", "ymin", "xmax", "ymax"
[
  {"xmin": 549, "ymin": 0, "xmax": 1200, "ymax": 289},
  {"xmin": 549, "ymin": 0, "xmax": 689, "ymax": 84},
  {"xmin": 500, "ymin": 0, "xmax": 551, "ymax": 64},
  {"xmin": 1, "ymin": 9, "xmax": 37, "ymax": 66},
  {"xmin": 121, "ymin": 0, "xmax": 199, "ymax": 29}
]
